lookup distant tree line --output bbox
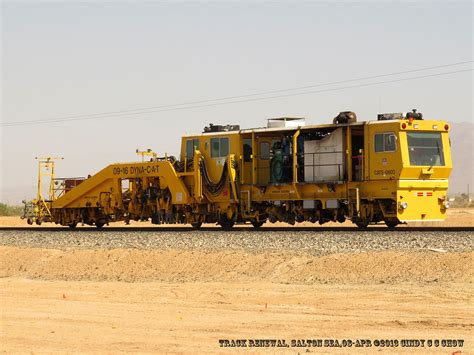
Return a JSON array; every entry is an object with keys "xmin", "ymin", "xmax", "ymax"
[{"xmin": 0, "ymin": 203, "xmax": 23, "ymax": 216}]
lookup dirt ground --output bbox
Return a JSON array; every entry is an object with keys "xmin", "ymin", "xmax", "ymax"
[
  {"xmin": 2, "ymin": 207, "xmax": 473, "ymax": 228},
  {"xmin": 1, "ymin": 209, "xmax": 472, "ymax": 353},
  {"xmin": 1, "ymin": 279, "xmax": 471, "ymax": 353},
  {"xmin": 1, "ymin": 247, "xmax": 472, "ymax": 353}
]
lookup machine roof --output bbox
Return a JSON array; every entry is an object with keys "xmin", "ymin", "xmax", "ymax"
[{"xmin": 182, "ymin": 119, "xmax": 396, "ymax": 137}]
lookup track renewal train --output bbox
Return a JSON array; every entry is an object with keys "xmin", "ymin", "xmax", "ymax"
[{"xmin": 23, "ymin": 110, "xmax": 452, "ymax": 229}]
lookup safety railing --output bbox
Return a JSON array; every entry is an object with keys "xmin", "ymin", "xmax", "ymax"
[
  {"xmin": 301, "ymin": 151, "xmax": 344, "ymax": 183},
  {"xmin": 52, "ymin": 177, "xmax": 86, "ymax": 199},
  {"xmin": 249, "ymin": 150, "xmax": 344, "ymax": 185}
]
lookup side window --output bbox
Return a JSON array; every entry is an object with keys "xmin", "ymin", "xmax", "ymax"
[
  {"xmin": 211, "ymin": 138, "xmax": 220, "ymax": 158},
  {"xmin": 186, "ymin": 140, "xmax": 193, "ymax": 158},
  {"xmin": 186, "ymin": 139, "xmax": 200, "ymax": 158},
  {"xmin": 243, "ymin": 138, "xmax": 252, "ymax": 162},
  {"xmin": 210, "ymin": 137, "xmax": 229, "ymax": 158},
  {"xmin": 374, "ymin": 132, "xmax": 397, "ymax": 153},
  {"xmin": 260, "ymin": 142, "xmax": 270, "ymax": 160},
  {"xmin": 384, "ymin": 133, "xmax": 396, "ymax": 152},
  {"xmin": 220, "ymin": 138, "xmax": 229, "ymax": 157},
  {"xmin": 375, "ymin": 134, "xmax": 384, "ymax": 152}
]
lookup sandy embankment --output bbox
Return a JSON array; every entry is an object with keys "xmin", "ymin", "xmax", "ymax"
[{"xmin": 1, "ymin": 247, "xmax": 472, "ymax": 283}]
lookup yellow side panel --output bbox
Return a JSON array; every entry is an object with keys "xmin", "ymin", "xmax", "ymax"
[
  {"xmin": 397, "ymin": 180, "xmax": 449, "ymax": 189},
  {"xmin": 367, "ymin": 122, "xmax": 403, "ymax": 181},
  {"xmin": 397, "ymin": 188, "xmax": 448, "ymax": 222},
  {"xmin": 52, "ymin": 161, "xmax": 191, "ymax": 209}
]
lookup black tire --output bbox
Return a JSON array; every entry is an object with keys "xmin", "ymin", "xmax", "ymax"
[
  {"xmin": 385, "ymin": 220, "xmax": 399, "ymax": 229},
  {"xmin": 355, "ymin": 220, "xmax": 369, "ymax": 229},
  {"xmin": 68, "ymin": 222, "xmax": 77, "ymax": 229},
  {"xmin": 251, "ymin": 220, "xmax": 264, "ymax": 228},
  {"xmin": 219, "ymin": 216, "xmax": 235, "ymax": 230},
  {"xmin": 191, "ymin": 222, "xmax": 202, "ymax": 229}
]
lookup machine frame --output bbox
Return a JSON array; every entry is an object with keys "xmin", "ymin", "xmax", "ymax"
[{"xmin": 22, "ymin": 112, "xmax": 452, "ymax": 229}]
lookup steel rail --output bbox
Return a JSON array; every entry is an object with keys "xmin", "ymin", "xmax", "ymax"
[{"xmin": 0, "ymin": 226, "xmax": 472, "ymax": 232}]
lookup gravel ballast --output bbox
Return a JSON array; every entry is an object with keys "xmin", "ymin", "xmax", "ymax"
[{"xmin": 0, "ymin": 230, "xmax": 472, "ymax": 256}]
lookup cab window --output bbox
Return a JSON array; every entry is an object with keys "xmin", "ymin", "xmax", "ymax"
[
  {"xmin": 375, "ymin": 132, "xmax": 396, "ymax": 152},
  {"xmin": 407, "ymin": 132, "xmax": 445, "ymax": 166},
  {"xmin": 186, "ymin": 139, "xmax": 200, "ymax": 158},
  {"xmin": 210, "ymin": 137, "xmax": 229, "ymax": 158}
]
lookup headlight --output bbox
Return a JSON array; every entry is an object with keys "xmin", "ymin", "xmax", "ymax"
[
  {"xmin": 443, "ymin": 201, "xmax": 450, "ymax": 209},
  {"xmin": 399, "ymin": 202, "xmax": 408, "ymax": 209}
]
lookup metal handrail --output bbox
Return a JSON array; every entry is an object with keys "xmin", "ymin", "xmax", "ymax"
[
  {"xmin": 250, "ymin": 150, "xmax": 344, "ymax": 183},
  {"xmin": 52, "ymin": 177, "xmax": 86, "ymax": 198},
  {"xmin": 301, "ymin": 151, "xmax": 344, "ymax": 182}
]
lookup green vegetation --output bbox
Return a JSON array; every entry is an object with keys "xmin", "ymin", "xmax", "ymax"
[{"xmin": 0, "ymin": 203, "xmax": 23, "ymax": 216}]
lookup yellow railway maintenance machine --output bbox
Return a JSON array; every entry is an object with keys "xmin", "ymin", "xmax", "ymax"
[{"xmin": 23, "ymin": 110, "xmax": 452, "ymax": 229}]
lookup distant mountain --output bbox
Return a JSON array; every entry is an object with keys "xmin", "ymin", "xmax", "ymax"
[{"xmin": 448, "ymin": 121, "xmax": 473, "ymax": 195}]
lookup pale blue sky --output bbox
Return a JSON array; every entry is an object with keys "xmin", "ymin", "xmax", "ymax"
[{"xmin": 1, "ymin": 1, "xmax": 472, "ymax": 203}]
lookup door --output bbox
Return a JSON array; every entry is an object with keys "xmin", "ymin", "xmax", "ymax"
[
  {"xmin": 368, "ymin": 125, "xmax": 401, "ymax": 180},
  {"xmin": 351, "ymin": 128, "xmax": 365, "ymax": 181},
  {"xmin": 242, "ymin": 138, "xmax": 253, "ymax": 184}
]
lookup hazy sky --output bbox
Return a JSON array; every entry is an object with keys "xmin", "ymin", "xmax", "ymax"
[{"xmin": 1, "ymin": 1, "xmax": 472, "ymax": 203}]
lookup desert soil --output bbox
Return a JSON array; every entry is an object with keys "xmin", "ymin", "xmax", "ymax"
[
  {"xmin": 1, "ymin": 248, "xmax": 472, "ymax": 352},
  {"xmin": 1, "ymin": 277, "xmax": 472, "ymax": 354},
  {"xmin": 0, "ymin": 214, "xmax": 472, "ymax": 353}
]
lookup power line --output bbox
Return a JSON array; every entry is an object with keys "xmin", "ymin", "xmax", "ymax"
[
  {"xmin": 4, "ymin": 68, "xmax": 471, "ymax": 127},
  {"xmin": 4, "ymin": 60, "xmax": 471, "ymax": 126},
  {"xmin": 3, "ymin": 64, "xmax": 472, "ymax": 127}
]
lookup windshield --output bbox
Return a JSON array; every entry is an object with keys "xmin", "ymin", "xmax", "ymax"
[{"xmin": 407, "ymin": 132, "xmax": 445, "ymax": 166}]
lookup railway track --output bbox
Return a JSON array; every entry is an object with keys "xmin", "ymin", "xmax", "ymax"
[
  {"xmin": 1, "ymin": 226, "xmax": 472, "ymax": 256},
  {"xmin": 0, "ymin": 226, "xmax": 473, "ymax": 232}
]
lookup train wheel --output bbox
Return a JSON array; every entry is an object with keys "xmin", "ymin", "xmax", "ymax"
[
  {"xmin": 95, "ymin": 221, "xmax": 105, "ymax": 229},
  {"xmin": 35, "ymin": 219, "xmax": 42, "ymax": 226},
  {"xmin": 251, "ymin": 220, "xmax": 264, "ymax": 228},
  {"xmin": 385, "ymin": 220, "xmax": 399, "ymax": 229},
  {"xmin": 68, "ymin": 222, "xmax": 77, "ymax": 229},
  {"xmin": 219, "ymin": 216, "xmax": 235, "ymax": 230},
  {"xmin": 191, "ymin": 222, "xmax": 202, "ymax": 229},
  {"xmin": 355, "ymin": 220, "xmax": 369, "ymax": 229}
]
